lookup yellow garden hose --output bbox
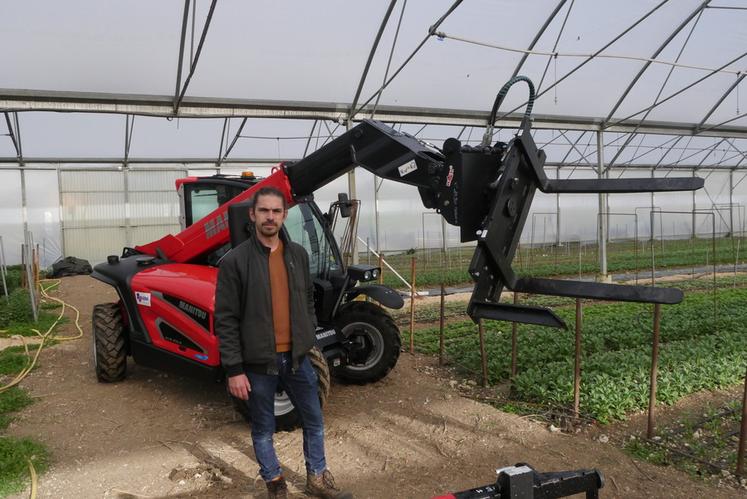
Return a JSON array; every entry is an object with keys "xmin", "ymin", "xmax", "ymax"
[
  {"xmin": 0, "ymin": 279, "xmax": 83, "ymax": 394},
  {"xmin": 0, "ymin": 278, "xmax": 84, "ymax": 499}
]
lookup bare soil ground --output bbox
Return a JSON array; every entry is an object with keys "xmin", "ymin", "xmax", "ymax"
[{"xmin": 5, "ymin": 276, "xmax": 745, "ymax": 498}]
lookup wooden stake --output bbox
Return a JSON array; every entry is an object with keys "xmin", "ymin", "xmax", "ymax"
[
  {"xmin": 511, "ymin": 292, "xmax": 519, "ymax": 378},
  {"xmin": 647, "ymin": 303, "xmax": 662, "ymax": 439},
  {"xmin": 736, "ymin": 365, "xmax": 746, "ymax": 477},
  {"xmin": 573, "ymin": 298, "xmax": 583, "ymax": 419},
  {"xmin": 478, "ymin": 319, "xmax": 488, "ymax": 387}
]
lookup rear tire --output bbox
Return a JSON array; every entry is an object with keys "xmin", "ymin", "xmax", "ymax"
[
  {"xmin": 232, "ymin": 346, "xmax": 330, "ymax": 431},
  {"xmin": 334, "ymin": 301, "xmax": 401, "ymax": 384},
  {"xmin": 92, "ymin": 303, "xmax": 127, "ymax": 382}
]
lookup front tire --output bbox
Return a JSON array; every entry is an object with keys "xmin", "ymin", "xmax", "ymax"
[
  {"xmin": 335, "ymin": 301, "xmax": 401, "ymax": 384},
  {"xmin": 92, "ymin": 302, "xmax": 127, "ymax": 382},
  {"xmin": 232, "ymin": 346, "xmax": 330, "ymax": 431}
]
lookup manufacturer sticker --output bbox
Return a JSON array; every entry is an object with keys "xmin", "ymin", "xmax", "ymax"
[
  {"xmin": 135, "ymin": 291, "xmax": 151, "ymax": 307},
  {"xmin": 445, "ymin": 165, "xmax": 455, "ymax": 187},
  {"xmin": 398, "ymin": 161, "xmax": 417, "ymax": 177},
  {"xmin": 194, "ymin": 354, "xmax": 208, "ymax": 361}
]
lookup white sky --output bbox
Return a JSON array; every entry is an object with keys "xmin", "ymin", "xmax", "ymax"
[{"xmin": 1, "ymin": 0, "xmax": 746, "ymax": 161}]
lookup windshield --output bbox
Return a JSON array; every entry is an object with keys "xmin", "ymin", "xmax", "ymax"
[{"xmin": 284, "ymin": 203, "xmax": 341, "ymax": 279}]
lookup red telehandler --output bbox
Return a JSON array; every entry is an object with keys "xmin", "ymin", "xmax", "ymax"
[{"xmin": 90, "ymin": 77, "xmax": 703, "ymax": 439}]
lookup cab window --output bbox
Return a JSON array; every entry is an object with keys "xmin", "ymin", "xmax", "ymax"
[{"xmin": 284, "ymin": 203, "xmax": 341, "ymax": 278}]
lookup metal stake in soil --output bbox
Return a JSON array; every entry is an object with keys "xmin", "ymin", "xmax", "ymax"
[
  {"xmin": 439, "ymin": 283, "xmax": 445, "ymax": 366},
  {"xmin": 574, "ymin": 298, "xmax": 583, "ymax": 419},
  {"xmin": 737, "ymin": 365, "xmax": 746, "ymax": 477},
  {"xmin": 647, "ymin": 303, "xmax": 662, "ymax": 439},
  {"xmin": 409, "ymin": 256, "xmax": 416, "ymax": 355}
]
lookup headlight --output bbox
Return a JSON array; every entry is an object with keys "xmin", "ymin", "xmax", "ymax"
[
  {"xmin": 364, "ymin": 271, "xmax": 372, "ymax": 280},
  {"xmin": 372, "ymin": 269, "xmax": 379, "ymax": 278}
]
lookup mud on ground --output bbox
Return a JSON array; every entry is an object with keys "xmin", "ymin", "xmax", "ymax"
[{"xmin": 4, "ymin": 276, "xmax": 745, "ymax": 498}]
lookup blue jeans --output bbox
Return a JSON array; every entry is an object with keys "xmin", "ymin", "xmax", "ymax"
[{"xmin": 245, "ymin": 352, "xmax": 326, "ymax": 481}]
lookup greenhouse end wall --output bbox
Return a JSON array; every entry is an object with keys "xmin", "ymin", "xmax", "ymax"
[{"xmin": 0, "ymin": 165, "xmax": 744, "ymax": 267}]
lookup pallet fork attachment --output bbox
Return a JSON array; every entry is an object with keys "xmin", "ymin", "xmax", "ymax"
[{"xmin": 282, "ymin": 77, "xmax": 703, "ymax": 329}]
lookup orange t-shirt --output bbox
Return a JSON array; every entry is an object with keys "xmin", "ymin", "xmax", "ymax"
[{"xmin": 269, "ymin": 241, "xmax": 291, "ymax": 353}]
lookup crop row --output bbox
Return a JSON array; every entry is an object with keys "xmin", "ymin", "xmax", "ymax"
[{"xmin": 411, "ymin": 287, "xmax": 747, "ymax": 422}]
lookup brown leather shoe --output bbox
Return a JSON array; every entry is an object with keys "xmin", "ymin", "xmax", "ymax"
[
  {"xmin": 305, "ymin": 469, "xmax": 353, "ymax": 499},
  {"xmin": 266, "ymin": 476, "xmax": 288, "ymax": 499}
]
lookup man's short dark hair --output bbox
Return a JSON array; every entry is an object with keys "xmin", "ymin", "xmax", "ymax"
[{"xmin": 250, "ymin": 186, "xmax": 288, "ymax": 211}]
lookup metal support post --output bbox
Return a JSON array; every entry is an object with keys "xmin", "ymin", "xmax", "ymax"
[
  {"xmin": 409, "ymin": 256, "xmax": 416, "ymax": 354},
  {"xmin": 647, "ymin": 303, "xmax": 662, "ymax": 439},
  {"xmin": 347, "ymin": 120, "xmax": 358, "ymax": 264},
  {"xmin": 730, "ymin": 170, "xmax": 734, "ymax": 237},
  {"xmin": 573, "ymin": 298, "xmax": 583, "ymax": 419},
  {"xmin": 692, "ymin": 168, "xmax": 697, "ymax": 241},
  {"xmin": 556, "ymin": 166, "xmax": 561, "ymax": 246},
  {"xmin": 596, "ymin": 130, "xmax": 608, "ymax": 280},
  {"xmin": 124, "ymin": 167, "xmax": 132, "ymax": 247},
  {"xmin": 439, "ymin": 213, "xmax": 447, "ymax": 366},
  {"xmin": 374, "ymin": 178, "xmax": 381, "ymax": 254},
  {"xmin": 0, "ymin": 236, "xmax": 8, "ymax": 302},
  {"xmin": 511, "ymin": 292, "xmax": 519, "ymax": 378},
  {"xmin": 737, "ymin": 365, "xmax": 746, "ymax": 477},
  {"xmin": 439, "ymin": 283, "xmax": 445, "ymax": 366}
]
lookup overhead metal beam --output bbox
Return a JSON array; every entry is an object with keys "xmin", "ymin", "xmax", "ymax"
[
  {"xmin": 174, "ymin": 0, "xmax": 218, "ymax": 113},
  {"xmin": 536, "ymin": 0, "xmax": 575, "ymax": 93},
  {"xmin": 173, "ymin": 0, "xmax": 191, "ymax": 113},
  {"xmin": 3, "ymin": 112, "xmax": 21, "ymax": 162},
  {"xmin": 605, "ymin": 1, "xmax": 710, "ymax": 122},
  {"xmin": 698, "ymin": 74, "xmax": 747, "ymax": 129},
  {"xmin": 607, "ymin": 51, "xmax": 747, "ymax": 129},
  {"xmin": 510, "ymin": 0, "xmax": 568, "ymax": 79},
  {"xmin": 371, "ymin": 0, "xmax": 408, "ymax": 117},
  {"xmin": 2, "ymin": 89, "xmax": 747, "ymax": 138},
  {"xmin": 351, "ymin": 0, "xmax": 464, "ymax": 118},
  {"xmin": 350, "ymin": 0, "xmax": 397, "ymax": 117},
  {"xmin": 12, "ymin": 112, "xmax": 23, "ymax": 166},
  {"xmin": 0, "ymin": 156, "xmax": 739, "ymax": 172},
  {"xmin": 607, "ymin": 6, "xmax": 704, "ymax": 167}
]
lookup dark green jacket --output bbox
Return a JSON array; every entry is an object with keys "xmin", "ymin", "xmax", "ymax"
[{"xmin": 214, "ymin": 231, "xmax": 317, "ymax": 376}]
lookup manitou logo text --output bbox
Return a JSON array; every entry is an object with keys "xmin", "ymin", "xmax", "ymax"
[
  {"xmin": 204, "ymin": 212, "xmax": 228, "ymax": 239},
  {"xmin": 178, "ymin": 300, "xmax": 207, "ymax": 321}
]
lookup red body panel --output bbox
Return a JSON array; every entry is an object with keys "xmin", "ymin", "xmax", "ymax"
[
  {"xmin": 135, "ymin": 168, "xmax": 294, "ymax": 262},
  {"xmin": 130, "ymin": 263, "xmax": 220, "ymax": 367}
]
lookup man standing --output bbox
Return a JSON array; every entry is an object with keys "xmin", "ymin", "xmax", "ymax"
[{"xmin": 215, "ymin": 187, "xmax": 352, "ymax": 499}]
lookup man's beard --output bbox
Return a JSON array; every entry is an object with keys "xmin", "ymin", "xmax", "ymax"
[{"xmin": 258, "ymin": 223, "xmax": 278, "ymax": 236}]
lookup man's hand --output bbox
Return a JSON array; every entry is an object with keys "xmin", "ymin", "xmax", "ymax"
[{"xmin": 227, "ymin": 373, "xmax": 251, "ymax": 400}]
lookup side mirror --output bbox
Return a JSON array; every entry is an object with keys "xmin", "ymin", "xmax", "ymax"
[{"xmin": 336, "ymin": 192, "xmax": 352, "ymax": 218}]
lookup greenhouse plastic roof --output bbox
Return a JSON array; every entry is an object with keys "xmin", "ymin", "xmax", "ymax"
[{"xmin": 0, "ymin": 0, "xmax": 745, "ymax": 168}]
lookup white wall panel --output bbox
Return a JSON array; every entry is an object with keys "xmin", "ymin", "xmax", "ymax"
[
  {"xmin": 61, "ymin": 192, "xmax": 126, "ymax": 228},
  {"xmin": 63, "ymin": 227, "xmax": 126, "ymax": 264},
  {"xmin": 0, "ymin": 170, "xmax": 23, "ymax": 264},
  {"xmin": 25, "ymin": 169, "xmax": 63, "ymax": 267},
  {"xmin": 60, "ymin": 170, "xmax": 123, "ymax": 192},
  {"xmin": 127, "ymin": 169, "xmax": 185, "ymax": 192},
  {"xmin": 128, "ymin": 192, "xmax": 180, "ymax": 226},
  {"xmin": 130, "ymin": 224, "xmax": 181, "ymax": 248}
]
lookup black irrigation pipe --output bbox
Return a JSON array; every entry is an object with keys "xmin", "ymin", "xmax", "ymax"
[{"xmin": 642, "ymin": 436, "xmax": 733, "ymax": 475}]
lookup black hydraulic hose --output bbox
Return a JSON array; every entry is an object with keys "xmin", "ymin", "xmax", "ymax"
[{"xmin": 482, "ymin": 75, "xmax": 536, "ymax": 146}]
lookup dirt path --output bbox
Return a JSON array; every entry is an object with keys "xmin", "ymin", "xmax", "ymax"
[{"xmin": 5, "ymin": 276, "xmax": 744, "ymax": 498}]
